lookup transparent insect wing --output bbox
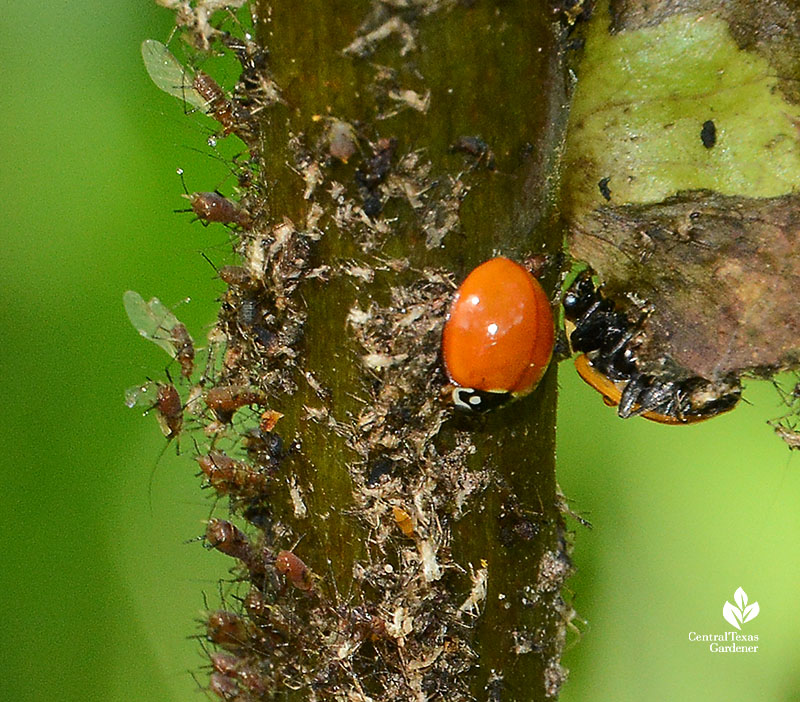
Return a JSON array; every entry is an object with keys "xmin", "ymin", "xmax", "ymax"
[
  {"xmin": 123, "ymin": 290, "xmax": 180, "ymax": 357},
  {"xmin": 141, "ymin": 39, "xmax": 208, "ymax": 112},
  {"xmin": 124, "ymin": 382, "xmax": 157, "ymax": 409}
]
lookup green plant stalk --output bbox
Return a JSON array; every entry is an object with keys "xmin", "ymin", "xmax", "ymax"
[{"xmin": 146, "ymin": 0, "xmax": 575, "ymax": 699}]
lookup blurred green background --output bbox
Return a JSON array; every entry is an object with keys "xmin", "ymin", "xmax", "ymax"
[{"xmin": 2, "ymin": 2, "xmax": 798, "ymax": 701}]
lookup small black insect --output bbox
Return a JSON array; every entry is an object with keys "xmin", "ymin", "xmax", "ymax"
[
  {"xmin": 701, "ymin": 120, "xmax": 716, "ymax": 149},
  {"xmin": 564, "ymin": 271, "xmax": 740, "ymax": 423}
]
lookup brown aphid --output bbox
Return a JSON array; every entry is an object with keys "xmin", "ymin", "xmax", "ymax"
[
  {"xmin": 392, "ymin": 506, "xmax": 414, "ymax": 537},
  {"xmin": 346, "ymin": 605, "xmax": 388, "ymax": 642},
  {"xmin": 156, "ymin": 383, "xmax": 183, "ymax": 439},
  {"xmin": 187, "ymin": 191, "xmax": 252, "ymax": 229},
  {"xmin": 209, "ymin": 672, "xmax": 240, "ymax": 700},
  {"xmin": 210, "ymin": 652, "xmax": 240, "ymax": 676},
  {"xmin": 193, "ymin": 71, "xmax": 236, "ymax": 132},
  {"xmin": 236, "ymin": 667, "xmax": 266, "ymax": 696},
  {"xmin": 275, "ymin": 550, "xmax": 313, "ymax": 591},
  {"xmin": 769, "ymin": 420, "xmax": 800, "ymax": 450},
  {"xmin": 206, "ymin": 610, "xmax": 262, "ymax": 651},
  {"xmin": 223, "ymin": 345, "xmax": 243, "ymax": 371},
  {"xmin": 196, "ymin": 450, "xmax": 270, "ymax": 498},
  {"xmin": 205, "ymin": 518, "xmax": 257, "ymax": 567},
  {"xmin": 243, "ymin": 587, "xmax": 268, "ymax": 620},
  {"xmin": 205, "ymin": 385, "xmax": 268, "ymax": 423},
  {"xmin": 210, "ymin": 652, "xmax": 267, "ymax": 696},
  {"xmin": 193, "ymin": 70, "xmax": 256, "ymax": 145},
  {"xmin": 218, "ymin": 265, "xmax": 257, "ymax": 289},
  {"xmin": 169, "ymin": 322, "xmax": 195, "ymax": 379}
]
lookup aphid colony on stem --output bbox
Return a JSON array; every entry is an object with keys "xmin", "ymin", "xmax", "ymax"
[{"xmin": 134, "ymin": 17, "xmax": 430, "ymax": 701}]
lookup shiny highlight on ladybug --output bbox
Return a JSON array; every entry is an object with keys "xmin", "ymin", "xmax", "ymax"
[
  {"xmin": 442, "ymin": 257, "xmax": 554, "ymax": 411},
  {"xmin": 564, "ymin": 270, "xmax": 741, "ymax": 423}
]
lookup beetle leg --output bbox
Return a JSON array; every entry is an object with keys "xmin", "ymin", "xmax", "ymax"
[{"xmin": 618, "ymin": 374, "xmax": 649, "ymax": 418}]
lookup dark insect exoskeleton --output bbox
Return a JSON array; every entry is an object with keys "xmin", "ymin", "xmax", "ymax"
[{"xmin": 564, "ymin": 271, "xmax": 741, "ymax": 423}]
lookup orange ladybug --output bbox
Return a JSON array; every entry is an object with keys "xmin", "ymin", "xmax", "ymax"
[{"xmin": 442, "ymin": 257, "xmax": 554, "ymax": 411}]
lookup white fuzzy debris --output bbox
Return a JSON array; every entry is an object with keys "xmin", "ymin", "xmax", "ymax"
[
  {"xmin": 288, "ymin": 475, "xmax": 308, "ymax": 519},
  {"xmin": 268, "ymin": 218, "xmax": 296, "ymax": 257},
  {"xmin": 389, "ymin": 88, "xmax": 430, "ymax": 113},
  {"xmin": 303, "ymin": 161, "xmax": 323, "ymax": 200},
  {"xmin": 345, "ymin": 265, "xmax": 375, "ymax": 283},
  {"xmin": 458, "ymin": 563, "xmax": 488, "ymax": 617},
  {"xmin": 418, "ymin": 539, "xmax": 442, "ymax": 582},
  {"xmin": 347, "ymin": 305, "xmax": 371, "ymax": 327},
  {"xmin": 362, "ymin": 353, "xmax": 407, "ymax": 371},
  {"xmin": 386, "ymin": 606, "xmax": 414, "ymax": 646},
  {"xmin": 244, "ymin": 234, "xmax": 267, "ymax": 282},
  {"xmin": 343, "ymin": 16, "xmax": 416, "ymax": 57}
]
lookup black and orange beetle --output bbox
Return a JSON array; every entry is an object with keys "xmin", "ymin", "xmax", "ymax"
[
  {"xmin": 563, "ymin": 271, "xmax": 741, "ymax": 423},
  {"xmin": 442, "ymin": 257, "xmax": 555, "ymax": 411}
]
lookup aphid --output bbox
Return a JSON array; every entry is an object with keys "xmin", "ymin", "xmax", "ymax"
[
  {"xmin": 178, "ymin": 169, "xmax": 253, "ymax": 228},
  {"xmin": 218, "ymin": 265, "xmax": 257, "ymax": 289},
  {"xmin": 210, "ymin": 653, "xmax": 266, "ymax": 696},
  {"xmin": 124, "ymin": 381, "xmax": 184, "ymax": 440},
  {"xmin": 210, "ymin": 652, "xmax": 240, "ymax": 677},
  {"xmin": 124, "ymin": 290, "xmax": 191, "ymax": 362},
  {"xmin": 205, "ymin": 385, "xmax": 268, "ymax": 423},
  {"xmin": 243, "ymin": 587, "xmax": 269, "ymax": 620},
  {"xmin": 449, "ymin": 135, "xmax": 496, "ymax": 170},
  {"xmin": 155, "ymin": 383, "xmax": 184, "ymax": 439},
  {"xmin": 141, "ymin": 39, "xmax": 209, "ymax": 112},
  {"xmin": 192, "ymin": 70, "xmax": 238, "ymax": 133},
  {"xmin": 170, "ymin": 322, "xmax": 195, "ymax": 379},
  {"xmin": 205, "ymin": 518, "xmax": 260, "ymax": 570},
  {"xmin": 769, "ymin": 419, "xmax": 800, "ymax": 450},
  {"xmin": 442, "ymin": 257, "xmax": 555, "ymax": 411},
  {"xmin": 344, "ymin": 605, "xmax": 387, "ymax": 642},
  {"xmin": 206, "ymin": 610, "xmax": 262, "ymax": 651},
  {"xmin": 564, "ymin": 271, "xmax": 741, "ymax": 422},
  {"xmin": 275, "ymin": 550, "xmax": 313, "ymax": 591},
  {"xmin": 242, "ymin": 427, "xmax": 283, "ymax": 470},
  {"xmin": 141, "ymin": 40, "xmax": 247, "ymax": 136},
  {"xmin": 196, "ymin": 451, "xmax": 270, "ymax": 498},
  {"xmin": 209, "ymin": 673, "xmax": 240, "ymax": 701},
  {"xmin": 186, "ymin": 191, "xmax": 253, "ymax": 228}
]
